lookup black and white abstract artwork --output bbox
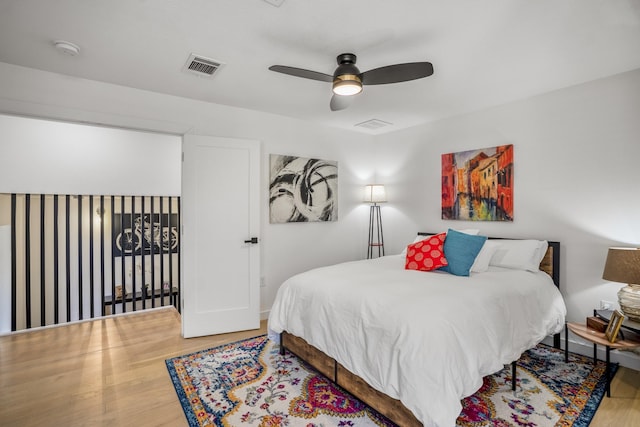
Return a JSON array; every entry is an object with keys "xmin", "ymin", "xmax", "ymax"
[{"xmin": 269, "ymin": 154, "xmax": 338, "ymax": 223}]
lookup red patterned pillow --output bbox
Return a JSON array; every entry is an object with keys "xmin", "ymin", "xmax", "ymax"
[{"xmin": 404, "ymin": 233, "xmax": 448, "ymax": 271}]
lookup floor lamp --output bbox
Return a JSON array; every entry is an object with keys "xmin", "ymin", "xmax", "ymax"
[{"xmin": 364, "ymin": 184, "xmax": 386, "ymax": 259}]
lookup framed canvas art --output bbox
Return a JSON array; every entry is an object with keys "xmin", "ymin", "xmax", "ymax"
[
  {"xmin": 269, "ymin": 154, "xmax": 338, "ymax": 223},
  {"xmin": 442, "ymin": 144, "xmax": 513, "ymax": 221}
]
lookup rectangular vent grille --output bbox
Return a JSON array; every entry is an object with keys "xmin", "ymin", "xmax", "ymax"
[
  {"xmin": 355, "ymin": 119, "xmax": 393, "ymax": 130},
  {"xmin": 188, "ymin": 59, "xmax": 217, "ymax": 75},
  {"xmin": 183, "ymin": 54, "xmax": 223, "ymax": 78}
]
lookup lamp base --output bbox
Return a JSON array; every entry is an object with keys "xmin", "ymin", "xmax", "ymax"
[
  {"xmin": 367, "ymin": 204, "xmax": 384, "ymax": 259},
  {"xmin": 618, "ymin": 284, "xmax": 640, "ymax": 322}
]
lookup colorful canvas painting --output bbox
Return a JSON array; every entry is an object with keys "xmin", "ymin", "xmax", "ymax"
[
  {"xmin": 269, "ymin": 154, "xmax": 338, "ymax": 223},
  {"xmin": 442, "ymin": 145, "xmax": 513, "ymax": 221}
]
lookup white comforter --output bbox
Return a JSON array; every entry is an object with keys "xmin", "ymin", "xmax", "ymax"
[{"xmin": 268, "ymin": 255, "xmax": 566, "ymax": 427}]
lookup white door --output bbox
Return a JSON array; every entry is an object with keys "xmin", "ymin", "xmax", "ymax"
[{"xmin": 181, "ymin": 134, "xmax": 260, "ymax": 338}]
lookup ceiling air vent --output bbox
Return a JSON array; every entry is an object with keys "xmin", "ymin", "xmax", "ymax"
[
  {"xmin": 183, "ymin": 54, "xmax": 223, "ymax": 78},
  {"xmin": 262, "ymin": 0, "xmax": 285, "ymax": 6},
  {"xmin": 355, "ymin": 119, "xmax": 393, "ymax": 130}
]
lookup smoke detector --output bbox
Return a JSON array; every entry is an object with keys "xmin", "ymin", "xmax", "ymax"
[
  {"xmin": 182, "ymin": 54, "xmax": 223, "ymax": 78},
  {"xmin": 53, "ymin": 40, "xmax": 80, "ymax": 56}
]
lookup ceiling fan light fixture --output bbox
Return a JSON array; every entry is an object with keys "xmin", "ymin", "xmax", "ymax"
[{"xmin": 332, "ymin": 74, "xmax": 362, "ymax": 96}]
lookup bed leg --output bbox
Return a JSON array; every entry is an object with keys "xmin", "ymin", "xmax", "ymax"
[
  {"xmin": 553, "ymin": 332, "xmax": 561, "ymax": 349},
  {"xmin": 279, "ymin": 334, "xmax": 285, "ymax": 356},
  {"xmin": 511, "ymin": 361, "xmax": 517, "ymax": 391}
]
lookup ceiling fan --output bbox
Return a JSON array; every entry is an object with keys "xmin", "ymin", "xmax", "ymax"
[{"xmin": 268, "ymin": 53, "xmax": 434, "ymax": 111}]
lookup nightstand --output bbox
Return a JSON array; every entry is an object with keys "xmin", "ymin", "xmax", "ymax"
[
  {"xmin": 565, "ymin": 322, "xmax": 640, "ymax": 397},
  {"xmin": 595, "ymin": 309, "xmax": 640, "ymax": 335}
]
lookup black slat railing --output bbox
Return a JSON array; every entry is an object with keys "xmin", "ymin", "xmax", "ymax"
[
  {"xmin": 119, "ymin": 195, "xmax": 126, "ymax": 314},
  {"xmin": 177, "ymin": 196, "xmax": 181, "ymax": 313},
  {"xmin": 10, "ymin": 194, "xmax": 17, "ymax": 331},
  {"xmin": 100, "ymin": 195, "xmax": 105, "ymax": 317},
  {"xmin": 150, "ymin": 197, "xmax": 156, "ymax": 309},
  {"xmin": 25, "ymin": 194, "xmax": 31, "ymax": 329},
  {"xmin": 78, "ymin": 195, "xmax": 83, "ymax": 319},
  {"xmin": 6, "ymin": 193, "xmax": 181, "ymax": 331},
  {"xmin": 110, "ymin": 195, "xmax": 116, "ymax": 318},
  {"xmin": 53, "ymin": 195, "xmax": 59, "ymax": 324},
  {"xmin": 169, "ymin": 198, "xmax": 174, "ymax": 308},
  {"xmin": 141, "ymin": 197, "xmax": 146, "ymax": 310},
  {"xmin": 65, "ymin": 195, "xmax": 71, "ymax": 323},
  {"xmin": 131, "ymin": 196, "xmax": 136, "ymax": 312},
  {"xmin": 89, "ymin": 196, "xmax": 95, "ymax": 318},
  {"xmin": 157, "ymin": 197, "xmax": 164, "ymax": 305},
  {"xmin": 40, "ymin": 194, "xmax": 46, "ymax": 325}
]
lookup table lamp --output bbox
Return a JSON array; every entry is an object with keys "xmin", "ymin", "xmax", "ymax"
[{"xmin": 602, "ymin": 247, "xmax": 640, "ymax": 322}]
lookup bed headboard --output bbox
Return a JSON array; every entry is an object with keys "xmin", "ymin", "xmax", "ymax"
[
  {"xmin": 539, "ymin": 242, "xmax": 560, "ymax": 288},
  {"xmin": 417, "ymin": 233, "xmax": 560, "ymax": 289}
]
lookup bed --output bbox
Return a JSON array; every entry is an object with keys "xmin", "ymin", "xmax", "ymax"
[{"xmin": 268, "ymin": 233, "xmax": 566, "ymax": 427}]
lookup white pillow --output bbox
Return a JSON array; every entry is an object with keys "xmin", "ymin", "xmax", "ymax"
[
  {"xmin": 400, "ymin": 235, "xmax": 430, "ymax": 256},
  {"xmin": 489, "ymin": 239, "xmax": 549, "ymax": 272},
  {"xmin": 470, "ymin": 240, "xmax": 501, "ymax": 273},
  {"xmin": 400, "ymin": 229, "xmax": 480, "ymax": 256}
]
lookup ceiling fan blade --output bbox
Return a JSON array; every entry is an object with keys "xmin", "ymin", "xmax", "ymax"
[
  {"xmin": 268, "ymin": 65, "xmax": 334, "ymax": 82},
  {"xmin": 361, "ymin": 62, "xmax": 434, "ymax": 85},
  {"xmin": 330, "ymin": 94, "xmax": 353, "ymax": 111}
]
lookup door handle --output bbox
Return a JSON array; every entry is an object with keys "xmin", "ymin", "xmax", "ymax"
[{"xmin": 244, "ymin": 237, "xmax": 259, "ymax": 244}]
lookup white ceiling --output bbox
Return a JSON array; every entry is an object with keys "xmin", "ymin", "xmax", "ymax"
[{"xmin": 1, "ymin": 0, "xmax": 639, "ymax": 134}]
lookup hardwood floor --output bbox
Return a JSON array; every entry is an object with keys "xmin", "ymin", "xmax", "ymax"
[
  {"xmin": 0, "ymin": 307, "xmax": 638, "ymax": 426},
  {"xmin": 591, "ymin": 366, "xmax": 640, "ymax": 426},
  {"xmin": 0, "ymin": 307, "xmax": 267, "ymax": 426}
]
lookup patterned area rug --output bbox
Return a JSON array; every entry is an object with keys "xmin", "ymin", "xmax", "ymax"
[{"xmin": 166, "ymin": 335, "xmax": 614, "ymax": 427}]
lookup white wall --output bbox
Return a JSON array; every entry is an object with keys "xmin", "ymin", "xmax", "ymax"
[
  {"xmin": 374, "ymin": 68, "xmax": 640, "ymax": 367},
  {"xmin": 0, "ymin": 225, "xmax": 10, "ymax": 333},
  {"xmin": 0, "ymin": 62, "xmax": 376, "ymax": 318},
  {"xmin": 0, "ymin": 114, "xmax": 181, "ymax": 196}
]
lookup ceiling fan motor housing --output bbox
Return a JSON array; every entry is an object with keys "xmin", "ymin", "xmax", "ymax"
[{"xmin": 334, "ymin": 53, "xmax": 360, "ymax": 78}]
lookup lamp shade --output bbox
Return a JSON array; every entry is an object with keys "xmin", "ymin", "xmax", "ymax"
[
  {"xmin": 602, "ymin": 247, "xmax": 640, "ymax": 285},
  {"xmin": 363, "ymin": 184, "xmax": 387, "ymax": 203}
]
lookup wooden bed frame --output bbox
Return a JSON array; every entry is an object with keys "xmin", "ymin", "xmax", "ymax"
[{"xmin": 279, "ymin": 238, "xmax": 561, "ymax": 426}]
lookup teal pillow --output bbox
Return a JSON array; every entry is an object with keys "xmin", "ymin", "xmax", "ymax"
[{"xmin": 440, "ymin": 229, "xmax": 487, "ymax": 276}]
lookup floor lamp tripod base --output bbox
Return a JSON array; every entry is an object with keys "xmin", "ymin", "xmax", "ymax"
[{"xmin": 367, "ymin": 204, "xmax": 384, "ymax": 259}]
